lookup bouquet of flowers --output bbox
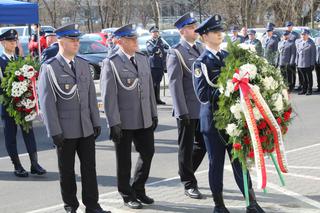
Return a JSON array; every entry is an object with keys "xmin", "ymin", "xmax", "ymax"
[
  {"xmin": 215, "ymin": 41, "xmax": 293, "ymax": 203},
  {"xmin": 0, "ymin": 57, "xmax": 40, "ymax": 132}
]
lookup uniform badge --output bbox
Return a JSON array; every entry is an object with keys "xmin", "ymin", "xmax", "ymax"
[
  {"xmin": 194, "ymin": 68, "xmax": 202, "ymax": 78},
  {"xmin": 127, "ymin": 79, "xmax": 132, "ymax": 85},
  {"xmin": 65, "ymin": 84, "xmax": 70, "ymax": 90}
]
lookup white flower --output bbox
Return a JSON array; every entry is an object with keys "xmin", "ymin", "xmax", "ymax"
[
  {"xmin": 225, "ymin": 123, "xmax": 241, "ymax": 137},
  {"xmin": 272, "ymin": 93, "xmax": 283, "ymax": 112},
  {"xmin": 238, "ymin": 43, "xmax": 256, "ymax": 52},
  {"xmin": 224, "ymin": 80, "xmax": 235, "ymax": 97},
  {"xmin": 253, "ymin": 107, "xmax": 263, "ymax": 120},
  {"xmin": 230, "ymin": 102, "xmax": 242, "ymax": 119},
  {"xmin": 282, "ymin": 89, "xmax": 289, "ymax": 103},
  {"xmin": 262, "ymin": 76, "xmax": 278, "ymax": 90},
  {"xmin": 15, "ymin": 70, "xmax": 21, "ymax": 76},
  {"xmin": 239, "ymin": 63, "xmax": 257, "ymax": 80},
  {"xmin": 25, "ymin": 110, "xmax": 37, "ymax": 121}
]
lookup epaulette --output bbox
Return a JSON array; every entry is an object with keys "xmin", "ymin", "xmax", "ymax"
[
  {"xmin": 75, "ymin": 55, "xmax": 88, "ymax": 62},
  {"xmin": 44, "ymin": 57, "xmax": 57, "ymax": 64},
  {"xmin": 172, "ymin": 43, "xmax": 181, "ymax": 49},
  {"xmin": 108, "ymin": 53, "xmax": 117, "ymax": 59}
]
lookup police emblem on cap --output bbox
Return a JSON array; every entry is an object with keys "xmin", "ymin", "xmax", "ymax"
[
  {"xmin": 194, "ymin": 68, "xmax": 202, "ymax": 78},
  {"xmin": 190, "ymin": 13, "xmax": 194, "ymax": 18}
]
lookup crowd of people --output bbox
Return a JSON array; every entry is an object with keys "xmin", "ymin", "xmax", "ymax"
[{"xmin": 0, "ymin": 11, "xmax": 317, "ymax": 213}]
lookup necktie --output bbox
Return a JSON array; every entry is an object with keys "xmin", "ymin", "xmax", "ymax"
[
  {"xmin": 10, "ymin": 56, "xmax": 14, "ymax": 61},
  {"xmin": 216, "ymin": 51, "xmax": 223, "ymax": 62},
  {"xmin": 130, "ymin": 56, "xmax": 138, "ymax": 71},
  {"xmin": 192, "ymin": 45, "xmax": 200, "ymax": 55},
  {"xmin": 69, "ymin": 61, "xmax": 76, "ymax": 75}
]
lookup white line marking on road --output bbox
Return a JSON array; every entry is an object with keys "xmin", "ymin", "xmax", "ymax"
[
  {"xmin": 266, "ymin": 165, "xmax": 320, "ymax": 170},
  {"xmin": 224, "ymin": 166, "xmax": 320, "ymax": 209},
  {"xmin": 286, "ymin": 143, "xmax": 320, "ymax": 154},
  {"xmin": 267, "ymin": 170, "xmax": 320, "ymax": 181}
]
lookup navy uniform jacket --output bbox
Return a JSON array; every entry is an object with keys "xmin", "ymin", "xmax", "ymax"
[
  {"xmin": 41, "ymin": 43, "xmax": 59, "ymax": 64},
  {"xmin": 277, "ymin": 40, "xmax": 296, "ymax": 66},
  {"xmin": 289, "ymin": 31, "xmax": 300, "ymax": 42},
  {"xmin": 146, "ymin": 37, "xmax": 169, "ymax": 69},
  {"xmin": 192, "ymin": 49, "xmax": 228, "ymax": 133},
  {"xmin": 295, "ymin": 38, "xmax": 316, "ymax": 68},
  {"xmin": 245, "ymin": 38, "xmax": 263, "ymax": 56},
  {"xmin": 0, "ymin": 54, "xmax": 17, "ymax": 117}
]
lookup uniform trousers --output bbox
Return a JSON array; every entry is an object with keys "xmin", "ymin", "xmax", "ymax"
[
  {"xmin": 115, "ymin": 127, "xmax": 154, "ymax": 202},
  {"xmin": 201, "ymin": 125, "xmax": 253, "ymax": 196},
  {"xmin": 176, "ymin": 118, "xmax": 206, "ymax": 189},
  {"xmin": 298, "ymin": 67, "xmax": 313, "ymax": 92},
  {"xmin": 2, "ymin": 113, "xmax": 37, "ymax": 157},
  {"xmin": 57, "ymin": 134, "xmax": 99, "ymax": 210}
]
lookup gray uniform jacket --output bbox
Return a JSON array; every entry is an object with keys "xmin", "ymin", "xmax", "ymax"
[
  {"xmin": 277, "ymin": 40, "xmax": 296, "ymax": 66},
  {"xmin": 295, "ymin": 39, "xmax": 316, "ymax": 68},
  {"xmin": 166, "ymin": 40, "xmax": 204, "ymax": 119},
  {"xmin": 316, "ymin": 45, "xmax": 320, "ymax": 64},
  {"xmin": 245, "ymin": 39, "xmax": 263, "ymax": 56},
  {"xmin": 263, "ymin": 35, "xmax": 279, "ymax": 65},
  {"xmin": 100, "ymin": 49, "xmax": 157, "ymax": 130},
  {"xmin": 38, "ymin": 54, "xmax": 100, "ymax": 139}
]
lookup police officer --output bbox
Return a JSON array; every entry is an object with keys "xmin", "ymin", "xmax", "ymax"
[
  {"xmin": 0, "ymin": 29, "xmax": 46, "ymax": 178},
  {"xmin": 166, "ymin": 12, "xmax": 206, "ymax": 199},
  {"xmin": 41, "ymin": 32, "xmax": 59, "ymax": 64},
  {"xmin": 245, "ymin": 29, "xmax": 263, "ymax": 56},
  {"xmin": 277, "ymin": 30, "xmax": 296, "ymax": 91},
  {"xmin": 241, "ymin": 27, "xmax": 249, "ymax": 41},
  {"xmin": 38, "ymin": 24, "xmax": 109, "ymax": 213},
  {"xmin": 296, "ymin": 29, "xmax": 316, "ymax": 96},
  {"xmin": 192, "ymin": 15, "xmax": 265, "ymax": 213},
  {"xmin": 146, "ymin": 26, "xmax": 169, "ymax": 105},
  {"xmin": 230, "ymin": 26, "xmax": 244, "ymax": 43},
  {"xmin": 100, "ymin": 24, "xmax": 158, "ymax": 209},
  {"xmin": 107, "ymin": 33, "xmax": 119, "ymax": 57},
  {"xmin": 285, "ymin": 21, "xmax": 301, "ymax": 90},
  {"xmin": 263, "ymin": 23, "xmax": 278, "ymax": 66}
]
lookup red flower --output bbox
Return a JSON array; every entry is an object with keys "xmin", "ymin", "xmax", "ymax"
[
  {"xmin": 266, "ymin": 129, "xmax": 271, "ymax": 135},
  {"xmin": 277, "ymin": 118, "xmax": 282, "ymax": 125},
  {"xmin": 260, "ymin": 135, "xmax": 267, "ymax": 143},
  {"xmin": 28, "ymin": 67, "xmax": 34, "ymax": 71},
  {"xmin": 24, "ymin": 108, "xmax": 32, "ymax": 113},
  {"xmin": 288, "ymin": 108, "xmax": 292, "ymax": 113},
  {"xmin": 29, "ymin": 95, "xmax": 35, "ymax": 100},
  {"xmin": 13, "ymin": 97, "xmax": 20, "ymax": 102},
  {"xmin": 258, "ymin": 121, "xmax": 267, "ymax": 130},
  {"xmin": 244, "ymin": 136, "xmax": 251, "ymax": 145},
  {"xmin": 248, "ymin": 151, "xmax": 254, "ymax": 159},
  {"xmin": 17, "ymin": 107, "xmax": 23, "ymax": 112},
  {"xmin": 267, "ymin": 147, "xmax": 275, "ymax": 153},
  {"xmin": 235, "ymin": 68, "xmax": 240, "ymax": 73},
  {"xmin": 284, "ymin": 112, "xmax": 291, "ymax": 122},
  {"xmin": 233, "ymin": 143, "xmax": 242, "ymax": 150},
  {"xmin": 244, "ymin": 122, "xmax": 248, "ymax": 129},
  {"xmin": 34, "ymin": 72, "xmax": 39, "ymax": 78},
  {"xmin": 18, "ymin": 75, "xmax": 25, "ymax": 81}
]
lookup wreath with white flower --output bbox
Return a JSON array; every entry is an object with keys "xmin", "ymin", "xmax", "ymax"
[
  {"xmin": 214, "ymin": 41, "xmax": 293, "ymax": 194},
  {"xmin": 0, "ymin": 57, "xmax": 40, "ymax": 132}
]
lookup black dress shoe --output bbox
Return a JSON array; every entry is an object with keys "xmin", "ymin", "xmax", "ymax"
[
  {"xmin": 65, "ymin": 207, "xmax": 77, "ymax": 213},
  {"xmin": 213, "ymin": 206, "xmax": 230, "ymax": 213},
  {"xmin": 185, "ymin": 188, "xmax": 203, "ymax": 199},
  {"xmin": 14, "ymin": 167, "xmax": 28, "ymax": 177},
  {"xmin": 137, "ymin": 194, "xmax": 154, "ymax": 204},
  {"xmin": 85, "ymin": 207, "xmax": 111, "ymax": 213},
  {"xmin": 29, "ymin": 153, "xmax": 47, "ymax": 175},
  {"xmin": 298, "ymin": 90, "xmax": 306, "ymax": 95},
  {"xmin": 246, "ymin": 201, "xmax": 265, "ymax": 213},
  {"xmin": 156, "ymin": 100, "xmax": 166, "ymax": 105},
  {"xmin": 306, "ymin": 91, "xmax": 312, "ymax": 96},
  {"xmin": 124, "ymin": 200, "xmax": 143, "ymax": 209}
]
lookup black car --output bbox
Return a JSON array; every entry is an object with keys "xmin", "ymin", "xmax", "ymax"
[
  {"xmin": 160, "ymin": 29, "xmax": 181, "ymax": 47},
  {"xmin": 78, "ymin": 40, "xmax": 108, "ymax": 80}
]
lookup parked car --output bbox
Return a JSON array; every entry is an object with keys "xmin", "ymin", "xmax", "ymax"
[
  {"xmin": 78, "ymin": 40, "xmax": 108, "ymax": 80},
  {"xmin": 160, "ymin": 29, "xmax": 181, "ymax": 47},
  {"xmin": 81, "ymin": 33, "xmax": 108, "ymax": 46},
  {"xmin": 101, "ymin": 27, "xmax": 117, "ymax": 34}
]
